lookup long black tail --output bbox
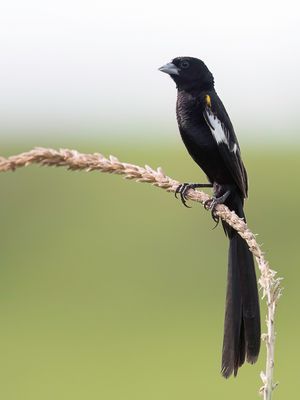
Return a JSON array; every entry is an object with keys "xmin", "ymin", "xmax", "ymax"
[{"xmin": 221, "ymin": 198, "xmax": 261, "ymax": 378}]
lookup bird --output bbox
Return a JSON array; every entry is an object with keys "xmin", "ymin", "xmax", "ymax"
[{"xmin": 159, "ymin": 57, "xmax": 261, "ymax": 378}]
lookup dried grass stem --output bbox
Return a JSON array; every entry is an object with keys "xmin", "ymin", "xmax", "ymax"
[{"xmin": 0, "ymin": 147, "xmax": 282, "ymax": 399}]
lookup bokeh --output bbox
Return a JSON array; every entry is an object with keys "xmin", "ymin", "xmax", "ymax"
[{"xmin": 1, "ymin": 1, "xmax": 300, "ymax": 399}]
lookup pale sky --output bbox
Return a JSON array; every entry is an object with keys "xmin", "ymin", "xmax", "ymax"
[{"xmin": 0, "ymin": 0, "xmax": 299, "ymax": 140}]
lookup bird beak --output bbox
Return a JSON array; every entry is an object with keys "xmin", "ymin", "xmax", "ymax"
[{"xmin": 158, "ymin": 62, "xmax": 180, "ymax": 76}]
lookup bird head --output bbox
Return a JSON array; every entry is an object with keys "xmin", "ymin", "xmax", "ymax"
[{"xmin": 159, "ymin": 56, "xmax": 214, "ymax": 91}]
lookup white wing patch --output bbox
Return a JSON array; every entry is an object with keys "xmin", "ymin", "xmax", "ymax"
[
  {"xmin": 205, "ymin": 108, "xmax": 228, "ymax": 145},
  {"xmin": 204, "ymin": 108, "xmax": 238, "ymax": 153}
]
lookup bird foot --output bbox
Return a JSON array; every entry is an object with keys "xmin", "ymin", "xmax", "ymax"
[
  {"xmin": 204, "ymin": 190, "xmax": 231, "ymax": 225},
  {"xmin": 175, "ymin": 182, "xmax": 213, "ymax": 208}
]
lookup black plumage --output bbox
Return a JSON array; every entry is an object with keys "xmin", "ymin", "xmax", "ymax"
[{"xmin": 159, "ymin": 56, "xmax": 261, "ymax": 378}]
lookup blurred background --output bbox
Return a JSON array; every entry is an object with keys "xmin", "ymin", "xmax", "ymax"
[{"xmin": 1, "ymin": 1, "xmax": 300, "ymax": 399}]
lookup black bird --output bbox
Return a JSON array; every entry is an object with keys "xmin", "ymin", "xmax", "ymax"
[{"xmin": 159, "ymin": 57, "xmax": 260, "ymax": 378}]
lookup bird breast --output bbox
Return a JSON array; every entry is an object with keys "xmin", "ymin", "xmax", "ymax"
[{"xmin": 176, "ymin": 91, "xmax": 198, "ymax": 130}]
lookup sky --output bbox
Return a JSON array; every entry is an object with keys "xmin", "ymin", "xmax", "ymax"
[{"xmin": 0, "ymin": 0, "xmax": 299, "ymax": 140}]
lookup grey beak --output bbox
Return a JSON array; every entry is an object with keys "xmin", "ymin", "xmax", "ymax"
[{"xmin": 158, "ymin": 62, "xmax": 180, "ymax": 76}]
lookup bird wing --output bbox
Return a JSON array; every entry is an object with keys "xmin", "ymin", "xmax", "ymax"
[{"xmin": 202, "ymin": 94, "xmax": 248, "ymax": 198}]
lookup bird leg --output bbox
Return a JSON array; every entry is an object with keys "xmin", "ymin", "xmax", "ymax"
[{"xmin": 175, "ymin": 183, "xmax": 213, "ymax": 208}]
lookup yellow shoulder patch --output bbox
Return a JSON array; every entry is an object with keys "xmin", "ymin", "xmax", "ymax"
[{"xmin": 205, "ymin": 94, "xmax": 211, "ymax": 107}]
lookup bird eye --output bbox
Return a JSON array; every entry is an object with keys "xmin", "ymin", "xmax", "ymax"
[{"xmin": 180, "ymin": 60, "xmax": 190, "ymax": 69}]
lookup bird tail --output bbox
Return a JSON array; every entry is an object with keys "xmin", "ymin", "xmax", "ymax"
[{"xmin": 221, "ymin": 199, "xmax": 261, "ymax": 378}]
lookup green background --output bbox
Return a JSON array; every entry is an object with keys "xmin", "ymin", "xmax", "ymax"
[{"xmin": 0, "ymin": 138, "xmax": 299, "ymax": 399}]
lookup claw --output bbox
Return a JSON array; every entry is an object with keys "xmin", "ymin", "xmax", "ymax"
[
  {"xmin": 175, "ymin": 183, "xmax": 192, "ymax": 208},
  {"xmin": 181, "ymin": 184, "xmax": 192, "ymax": 208},
  {"xmin": 175, "ymin": 182, "xmax": 213, "ymax": 208},
  {"xmin": 204, "ymin": 198, "xmax": 213, "ymax": 210},
  {"xmin": 175, "ymin": 185, "xmax": 181, "ymax": 200},
  {"xmin": 204, "ymin": 189, "xmax": 231, "ymax": 228},
  {"xmin": 204, "ymin": 190, "xmax": 230, "ymax": 211},
  {"xmin": 205, "ymin": 198, "xmax": 220, "ymax": 229},
  {"xmin": 180, "ymin": 187, "xmax": 191, "ymax": 208},
  {"xmin": 212, "ymin": 212, "xmax": 220, "ymax": 229}
]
